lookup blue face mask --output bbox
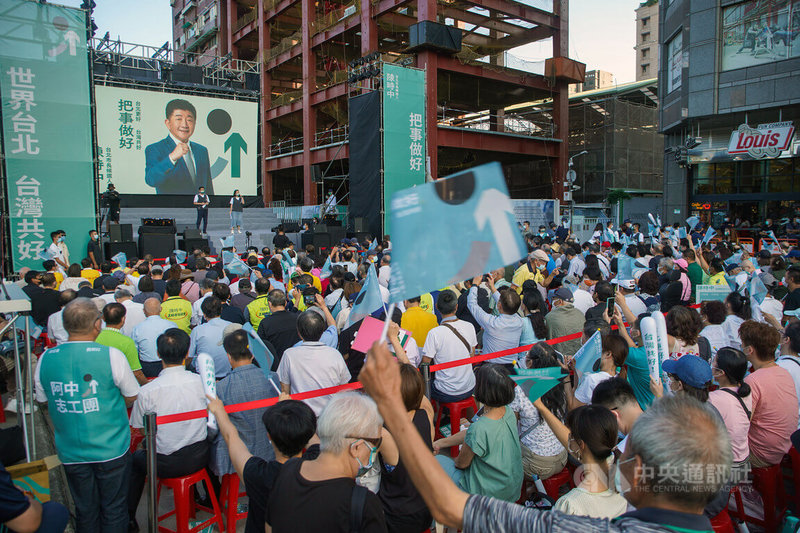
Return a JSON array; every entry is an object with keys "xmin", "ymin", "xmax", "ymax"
[{"xmin": 58, "ymin": 236, "xmax": 65, "ymax": 243}]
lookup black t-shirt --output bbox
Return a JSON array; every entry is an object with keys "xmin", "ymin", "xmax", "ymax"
[
  {"xmin": 31, "ymin": 288, "xmax": 60, "ymax": 327},
  {"xmin": 273, "ymin": 233, "xmax": 291, "ymax": 249},
  {"xmin": 221, "ymin": 303, "xmax": 245, "ymax": 325},
  {"xmin": 105, "ymin": 190, "xmax": 120, "ymax": 210},
  {"xmin": 152, "ymin": 278, "xmax": 167, "ymax": 299},
  {"xmin": 0, "ymin": 461, "xmax": 29, "ymax": 524},
  {"xmin": 242, "ymin": 445, "xmax": 320, "ymax": 533},
  {"xmin": 87, "ymin": 239, "xmax": 102, "ymax": 262},
  {"xmin": 378, "ymin": 410, "xmax": 432, "ymax": 517},
  {"xmin": 266, "ymin": 456, "xmax": 387, "ymax": 533},
  {"xmin": 785, "ymin": 288, "xmax": 800, "ymax": 313},
  {"xmin": 257, "ymin": 310, "xmax": 300, "ymax": 371}
]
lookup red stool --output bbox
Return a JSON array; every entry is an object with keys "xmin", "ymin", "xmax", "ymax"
[
  {"xmin": 156, "ymin": 469, "xmax": 224, "ymax": 533},
  {"xmin": 129, "ymin": 429, "xmax": 144, "ymax": 454},
  {"xmin": 783, "ymin": 447, "xmax": 800, "ymax": 510},
  {"xmin": 434, "ymin": 397, "xmax": 477, "ymax": 456},
  {"xmin": 730, "ymin": 464, "xmax": 786, "ymax": 531},
  {"xmin": 709, "ymin": 507, "xmax": 736, "ymax": 533},
  {"xmin": 541, "ymin": 466, "xmax": 574, "ymax": 500},
  {"xmin": 219, "ymin": 473, "xmax": 247, "ymax": 533}
]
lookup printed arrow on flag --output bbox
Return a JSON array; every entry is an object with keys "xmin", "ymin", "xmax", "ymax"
[
  {"xmin": 474, "ymin": 188, "xmax": 522, "ymax": 266},
  {"xmin": 224, "ymin": 133, "xmax": 247, "ymax": 178}
]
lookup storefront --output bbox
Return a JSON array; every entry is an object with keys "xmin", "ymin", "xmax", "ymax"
[{"xmin": 687, "ymin": 118, "xmax": 800, "ymax": 227}]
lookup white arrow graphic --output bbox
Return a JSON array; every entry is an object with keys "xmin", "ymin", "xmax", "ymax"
[
  {"xmin": 65, "ymin": 31, "xmax": 78, "ymax": 56},
  {"xmin": 89, "ymin": 379, "xmax": 98, "ymax": 394},
  {"xmin": 474, "ymin": 188, "xmax": 523, "ymax": 266}
]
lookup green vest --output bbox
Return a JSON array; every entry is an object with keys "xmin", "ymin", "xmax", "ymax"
[
  {"xmin": 38, "ymin": 342, "xmax": 130, "ymax": 464},
  {"xmin": 246, "ymin": 295, "xmax": 271, "ymax": 329}
]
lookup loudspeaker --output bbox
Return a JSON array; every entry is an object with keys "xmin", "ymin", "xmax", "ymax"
[
  {"xmin": 139, "ymin": 233, "xmax": 175, "ymax": 259},
  {"xmin": 282, "ymin": 222, "xmax": 301, "ymax": 233},
  {"xmin": 353, "ymin": 217, "xmax": 368, "ymax": 233},
  {"xmin": 313, "ymin": 232, "xmax": 331, "ymax": 250},
  {"xmin": 407, "ymin": 21, "xmax": 462, "ymax": 54},
  {"xmin": 109, "ymin": 223, "xmax": 133, "ymax": 243},
  {"xmin": 301, "ymin": 232, "xmax": 314, "ymax": 248},
  {"xmin": 183, "ymin": 228, "xmax": 202, "ymax": 239},
  {"xmin": 104, "ymin": 241, "xmax": 138, "ymax": 261},
  {"xmin": 179, "ymin": 238, "xmax": 209, "ymax": 252},
  {"xmin": 329, "ymin": 226, "xmax": 346, "ymax": 244},
  {"xmin": 315, "ymin": 224, "xmax": 328, "ymax": 233}
]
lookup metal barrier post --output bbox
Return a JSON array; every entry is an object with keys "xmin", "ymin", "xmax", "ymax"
[
  {"xmin": 144, "ymin": 412, "xmax": 158, "ymax": 533},
  {"xmin": 10, "ymin": 315, "xmax": 29, "ymax": 462},
  {"xmin": 24, "ymin": 315, "xmax": 35, "ymax": 458},
  {"xmin": 420, "ymin": 363, "xmax": 431, "ymax": 399}
]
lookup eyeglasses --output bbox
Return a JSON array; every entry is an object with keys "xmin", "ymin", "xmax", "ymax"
[{"xmin": 347, "ymin": 435, "xmax": 382, "ymax": 449}]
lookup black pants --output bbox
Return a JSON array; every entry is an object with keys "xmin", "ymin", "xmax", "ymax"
[
  {"xmin": 196, "ymin": 208, "xmax": 208, "ymax": 232},
  {"xmin": 140, "ymin": 360, "xmax": 163, "ymax": 378},
  {"xmin": 64, "ymin": 452, "xmax": 132, "ymax": 532},
  {"xmin": 128, "ymin": 439, "xmax": 210, "ymax": 518}
]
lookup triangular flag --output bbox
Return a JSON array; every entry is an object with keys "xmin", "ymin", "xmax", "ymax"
[
  {"xmin": 572, "ymin": 330, "xmax": 603, "ymax": 375},
  {"xmin": 702, "ymin": 226, "xmax": 716, "ymax": 245},
  {"xmin": 226, "ymin": 257, "xmax": 250, "ymax": 277},
  {"xmin": 319, "ymin": 256, "xmax": 332, "ymax": 279},
  {"xmin": 347, "ymin": 264, "xmax": 384, "ymax": 328},
  {"xmin": 173, "ymin": 250, "xmax": 187, "ymax": 263},
  {"xmin": 368, "ymin": 238, "xmax": 378, "ymax": 251},
  {"xmin": 112, "ymin": 252, "xmax": 127, "ymax": 268},
  {"xmin": 749, "ymin": 275, "xmax": 768, "ymax": 305},
  {"xmin": 220, "ymin": 235, "xmax": 234, "ymax": 249},
  {"xmin": 510, "ymin": 367, "xmax": 565, "ymax": 403},
  {"xmin": 678, "ymin": 227, "xmax": 687, "ymax": 239},
  {"xmin": 242, "ymin": 323, "xmax": 275, "ymax": 377},
  {"xmin": 37, "ymin": 248, "xmax": 56, "ymax": 261},
  {"xmin": 222, "ymin": 251, "xmax": 235, "ymax": 264},
  {"xmin": 617, "ymin": 255, "xmax": 634, "ymax": 281},
  {"xmin": 686, "ymin": 216, "xmax": 700, "ymax": 231},
  {"xmin": 724, "ymin": 251, "xmax": 743, "ymax": 266}
]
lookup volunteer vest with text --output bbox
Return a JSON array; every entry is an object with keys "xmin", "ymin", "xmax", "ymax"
[
  {"xmin": 247, "ymin": 295, "xmax": 271, "ymax": 329},
  {"xmin": 38, "ymin": 342, "xmax": 130, "ymax": 464}
]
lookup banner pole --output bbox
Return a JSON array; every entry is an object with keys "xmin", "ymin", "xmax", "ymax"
[
  {"xmin": 24, "ymin": 315, "xmax": 35, "ymax": 458},
  {"xmin": 144, "ymin": 412, "xmax": 158, "ymax": 533}
]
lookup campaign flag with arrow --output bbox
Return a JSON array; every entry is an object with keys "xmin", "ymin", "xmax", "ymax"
[
  {"xmin": 749, "ymin": 275, "xmax": 768, "ymax": 305},
  {"xmin": 111, "ymin": 252, "xmax": 127, "ymax": 268},
  {"xmin": 37, "ymin": 248, "xmax": 57, "ymax": 262},
  {"xmin": 702, "ymin": 226, "xmax": 717, "ymax": 245},
  {"xmin": 347, "ymin": 264, "xmax": 385, "ymax": 328},
  {"xmin": 572, "ymin": 330, "xmax": 603, "ymax": 376},
  {"xmin": 388, "ymin": 162, "xmax": 527, "ymax": 303},
  {"xmin": 221, "ymin": 250, "xmax": 235, "ymax": 265},
  {"xmin": 173, "ymin": 250, "xmax": 187, "ymax": 263},
  {"xmin": 226, "ymin": 257, "xmax": 250, "ymax": 277},
  {"xmin": 686, "ymin": 216, "xmax": 700, "ymax": 232},
  {"xmin": 242, "ymin": 323, "xmax": 276, "ymax": 377},
  {"xmin": 511, "ymin": 367, "xmax": 566, "ymax": 403},
  {"xmin": 220, "ymin": 235, "xmax": 234, "ymax": 249}
]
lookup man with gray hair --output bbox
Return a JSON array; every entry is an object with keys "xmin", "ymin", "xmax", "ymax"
[
  {"xmin": 34, "ymin": 298, "xmax": 140, "ymax": 532},
  {"xmin": 266, "ymin": 391, "xmax": 387, "ymax": 531},
  {"xmin": 191, "ymin": 277, "xmax": 216, "ymax": 327},
  {"xmin": 361, "ymin": 344, "xmax": 733, "ymax": 532},
  {"xmin": 115, "ymin": 288, "xmax": 146, "ymax": 337},
  {"xmin": 277, "ymin": 309, "xmax": 350, "ymax": 415}
]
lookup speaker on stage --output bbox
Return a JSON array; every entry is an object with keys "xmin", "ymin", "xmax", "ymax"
[
  {"xmin": 315, "ymin": 224, "xmax": 328, "ymax": 233},
  {"xmin": 313, "ymin": 232, "xmax": 331, "ymax": 250},
  {"xmin": 109, "ymin": 224, "xmax": 133, "ymax": 243},
  {"xmin": 178, "ymin": 238, "xmax": 209, "ymax": 252},
  {"xmin": 183, "ymin": 228, "xmax": 202, "ymax": 239},
  {"xmin": 139, "ymin": 234, "xmax": 175, "ymax": 259},
  {"xmin": 104, "ymin": 241, "xmax": 138, "ymax": 261},
  {"xmin": 353, "ymin": 217, "xmax": 368, "ymax": 233},
  {"xmin": 301, "ymin": 232, "xmax": 314, "ymax": 249},
  {"xmin": 329, "ymin": 226, "xmax": 346, "ymax": 245}
]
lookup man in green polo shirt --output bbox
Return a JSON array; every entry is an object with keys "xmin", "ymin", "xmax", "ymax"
[
  {"xmin": 34, "ymin": 297, "xmax": 140, "ymax": 532},
  {"xmin": 95, "ymin": 302, "xmax": 148, "ymax": 385}
]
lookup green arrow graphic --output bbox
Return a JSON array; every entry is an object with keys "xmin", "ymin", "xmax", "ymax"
[{"xmin": 224, "ymin": 132, "xmax": 247, "ymax": 178}]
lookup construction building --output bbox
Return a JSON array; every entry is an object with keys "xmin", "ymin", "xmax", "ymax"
[
  {"xmin": 635, "ymin": 0, "xmax": 658, "ymax": 81},
  {"xmin": 170, "ymin": 0, "xmax": 583, "ymax": 206}
]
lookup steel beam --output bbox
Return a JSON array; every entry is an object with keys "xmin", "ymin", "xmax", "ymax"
[
  {"xmin": 437, "ymin": 56, "xmax": 551, "ymax": 92},
  {"xmin": 437, "ymin": 126, "xmax": 560, "ymax": 158}
]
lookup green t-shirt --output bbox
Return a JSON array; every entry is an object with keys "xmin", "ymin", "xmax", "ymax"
[
  {"xmin": 687, "ymin": 262, "xmax": 704, "ymax": 301},
  {"xmin": 460, "ymin": 405, "xmax": 523, "ymax": 502},
  {"xmin": 625, "ymin": 346, "xmax": 655, "ymax": 410},
  {"xmin": 95, "ymin": 328, "xmax": 141, "ymax": 372}
]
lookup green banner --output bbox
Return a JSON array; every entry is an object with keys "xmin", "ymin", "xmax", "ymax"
[
  {"xmin": 382, "ymin": 63, "xmax": 426, "ymax": 235},
  {"xmin": 1, "ymin": 1, "xmax": 95, "ymax": 271}
]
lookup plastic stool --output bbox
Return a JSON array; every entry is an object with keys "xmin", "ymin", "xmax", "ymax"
[
  {"xmin": 709, "ymin": 507, "xmax": 736, "ymax": 533},
  {"xmin": 129, "ymin": 428, "xmax": 144, "ymax": 454},
  {"xmin": 156, "ymin": 469, "xmax": 224, "ymax": 533},
  {"xmin": 219, "ymin": 473, "xmax": 247, "ymax": 533},
  {"xmin": 783, "ymin": 447, "xmax": 800, "ymax": 510},
  {"xmin": 541, "ymin": 466, "xmax": 574, "ymax": 500},
  {"xmin": 730, "ymin": 464, "xmax": 786, "ymax": 531},
  {"xmin": 434, "ymin": 397, "xmax": 477, "ymax": 456}
]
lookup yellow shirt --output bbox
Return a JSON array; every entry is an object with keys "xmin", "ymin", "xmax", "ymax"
[
  {"xmin": 511, "ymin": 263, "xmax": 543, "ymax": 293},
  {"xmin": 246, "ymin": 295, "xmax": 272, "ymax": 330},
  {"xmin": 160, "ymin": 296, "xmax": 193, "ymax": 333},
  {"xmin": 287, "ymin": 273, "xmax": 322, "ymax": 293},
  {"xmin": 708, "ymin": 272, "xmax": 727, "ymax": 286},
  {"xmin": 81, "ymin": 268, "xmax": 101, "ymax": 285},
  {"xmin": 400, "ymin": 306, "xmax": 439, "ymax": 347},
  {"xmin": 52, "ymin": 271, "xmax": 64, "ymax": 290}
]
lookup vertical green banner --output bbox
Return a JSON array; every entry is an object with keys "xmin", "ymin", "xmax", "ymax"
[
  {"xmin": 382, "ymin": 63, "xmax": 426, "ymax": 235},
  {"xmin": 0, "ymin": 1, "xmax": 95, "ymax": 271}
]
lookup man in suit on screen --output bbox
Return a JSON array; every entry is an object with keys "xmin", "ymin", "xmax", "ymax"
[{"xmin": 145, "ymin": 99, "xmax": 213, "ymax": 195}]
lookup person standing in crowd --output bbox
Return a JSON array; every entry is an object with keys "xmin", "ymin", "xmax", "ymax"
[
  {"xmin": 30, "ymin": 273, "xmax": 60, "ymax": 328},
  {"xmin": 128, "ymin": 328, "xmax": 208, "ymax": 531},
  {"xmin": 401, "ymin": 296, "xmax": 438, "ymax": 348},
  {"xmin": 188, "ymin": 297, "xmax": 233, "ymax": 379},
  {"xmin": 193, "ymin": 186, "xmax": 210, "ymax": 235},
  {"xmin": 245, "ymin": 278, "xmax": 272, "ymax": 330},
  {"xmin": 709, "ymin": 347, "xmax": 752, "ymax": 480},
  {"xmin": 47, "ymin": 231, "xmax": 68, "ymax": 272},
  {"xmin": 230, "ymin": 189, "xmax": 244, "ymax": 234},
  {"xmin": 544, "ymin": 287, "xmax": 585, "ymax": 358},
  {"xmin": 231, "ymin": 278, "xmax": 257, "ymax": 311},
  {"xmin": 47, "ymin": 289, "xmax": 78, "ymax": 346},
  {"xmin": 257, "ymin": 290, "xmax": 300, "ymax": 371},
  {"xmin": 87, "ymin": 229, "xmax": 102, "ymax": 269},
  {"xmin": 101, "ymin": 183, "xmax": 121, "ymax": 233},
  {"xmin": 34, "ymin": 298, "xmax": 139, "ymax": 533}
]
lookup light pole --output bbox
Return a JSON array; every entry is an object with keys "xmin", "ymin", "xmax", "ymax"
[{"xmin": 567, "ymin": 150, "xmax": 588, "ymax": 237}]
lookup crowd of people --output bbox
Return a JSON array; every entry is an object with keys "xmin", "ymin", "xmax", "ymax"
[{"xmin": 3, "ymin": 214, "xmax": 800, "ymax": 533}]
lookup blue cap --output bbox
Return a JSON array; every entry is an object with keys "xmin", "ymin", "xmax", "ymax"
[{"xmin": 662, "ymin": 355, "xmax": 712, "ymax": 389}]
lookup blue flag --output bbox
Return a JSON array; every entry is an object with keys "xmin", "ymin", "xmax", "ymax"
[
  {"xmin": 603, "ymin": 228, "xmax": 617, "ymax": 243},
  {"xmin": 724, "ymin": 251, "xmax": 743, "ymax": 266},
  {"xmin": 320, "ymin": 256, "xmax": 332, "ymax": 279},
  {"xmin": 37, "ymin": 248, "xmax": 56, "ymax": 261},
  {"xmin": 220, "ymin": 235, "xmax": 234, "ymax": 249},
  {"xmin": 388, "ymin": 162, "xmax": 527, "ymax": 303},
  {"xmin": 112, "ymin": 252, "xmax": 127, "ymax": 268},
  {"xmin": 347, "ymin": 264, "xmax": 385, "ymax": 328},
  {"xmin": 226, "ymin": 257, "xmax": 250, "ymax": 277},
  {"xmin": 368, "ymin": 239, "xmax": 378, "ymax": 251},
  {"xmin": 222, "ymin": 251, "xmax": 235, "ymax": 265},
  {"xmin": 617, "ymin": 255, "xmax": 634, "ymax": 282},
  {"xmin": 573, "ymin": 330, "xmax": 603, "ymax": 376},
  {"xmin": 686, "ymin": 216, "xmax": 700, "ymax": 231},
  {"xmin": 242, "ymin": 323, "xmax": 275, "ymax": 376},
  {"xmin": 173, "ymin": 250, "xmax": 187, "ymax": 263},
  {"xmin": 678, "ymin": 227, "xmax": 687, "ymax": 239},
  {"xmin": 702, "ymin": 226, "xmax": 716, "ymax": 245},
  {"xmin": 750, "ymin": 275, "xmax": 768, "ymax": 305}
]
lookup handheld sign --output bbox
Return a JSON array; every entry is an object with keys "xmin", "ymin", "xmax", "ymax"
[
  {"xmin": 686, "ymin": 216, "xmax": 700, "ymax": 231},
  {"xmin": 653, "ymin": 312, "xmax": 669, "ymax": 377},
  {"xmin": 196, "ymin": 353, "xmax": 218, "ymax": 431},
  {"xmin": 220, "ymin": 235, "xmax": 234, "ymax": 249},
  {"xmin": 112, "ymin": 252, "xmax": 127, "ymax": 268},
  {"xmin": 640, "ymin": 316, "xmax": 660, "ymax": 379},
  {"xmin": 702, "ymin": 226, "xmax": 717, "ymax": 245},
  {"xmin": 389, "ymin": 162, "xmax": 527, "ymax": 304},
  {"xmin": 696, "ymin": 284, "xmax": 731, "ymax": 303},
  {"xmin": 352, "ymin": 315, "xmax": 411, "ymax": 353}
]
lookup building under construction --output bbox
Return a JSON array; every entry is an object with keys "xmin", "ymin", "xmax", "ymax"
[{"xmin": 172, "ymin": 0, "xmax": 584, "ymax": 206}]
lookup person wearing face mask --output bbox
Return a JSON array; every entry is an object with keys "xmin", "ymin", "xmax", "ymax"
[
  {"xmin": 785, "ymin": 215, "xmax": 800, "ymax": 237},
  {"xmin": 266, "ymin": 391, "xmax": 388, "ymax": 532},
  {"xmin": 229, "ymin": 188, "xmax": 244, "ymax": 234},
  {"xmin": 652, "ymin": 354, "xmax": 713, "ymax": 406},
  {"xmin": 511, "ymin": 249, "xmax": 552, "ymax": 294},
  {"xmin": 708, "ymin": 348, "xmax": 752, "ymax": 482},
  {"xmin": 759, "ymin": 217, "xmax": 776, "ymax": 239},
  {"xmin": 47, "ymin": 230, "xmax": 69, "ymax": 272},
  {"xmin": 544, "ymin": 288, "xmax": 585, "ymax": 358},
  {"xmin": 86, "ymin": 229, "xmax": 102, "ymax": 269},
  {"xmin": 433, "ymin": 364, "xmax": 523, "ymax": 503}
]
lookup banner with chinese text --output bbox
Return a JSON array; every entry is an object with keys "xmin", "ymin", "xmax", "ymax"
[
  {"xmin": 382, "ymin": 63, "xmax": 426, "ymax": 235},
  {"xmin": 0, "ymin": 1, "xmax": 95, "ymax": 271}
]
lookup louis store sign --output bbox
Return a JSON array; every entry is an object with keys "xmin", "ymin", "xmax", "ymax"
[{"xmin": 728, "ymin": 121, "xmax": 795, "ymax": 159}]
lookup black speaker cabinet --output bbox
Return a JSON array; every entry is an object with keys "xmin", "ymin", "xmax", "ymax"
[
  {"xmin": 183, "ymin": 228, "xmax": 202, "ymax": 239},
  {"xmin": 408, "ymin": 21, "xmax": 462, "ymax": 54},
  {"xmin": 282, "ymin": 222, "xmax": 301, "ymax": 233},
  {"xmin": 139, "ymin": 233, "xmax": 175, "ymax": 260},
  {"xmin": 313, "ymin": 232, "xmax": 331, "ymax": 250},
  {"xmin": 104, "ymin": 241, "xmax": 138, "ymax": 261},
  {"xmin": 109, "ymin": 223, "xmax": 133, "ymax": 243},
  {"xmin": 353, "ymin": 217, "xmax": 368, "ymax": 233},
  {"xmin": 178, "ymin": 238, "xmax": 209, "ymax": 252},
  {"xmin": 329, "ymin": 226, "xmax": 346, "ymax": 245}
]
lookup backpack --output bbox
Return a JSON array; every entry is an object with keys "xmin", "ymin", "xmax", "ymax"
[
  {"xmin": 349, "ymin": 485, "xmax": 368, "ymax": 533},
  {"xmin": 697, "ymin": 336, "xmax": 711, "ymax": 362}
]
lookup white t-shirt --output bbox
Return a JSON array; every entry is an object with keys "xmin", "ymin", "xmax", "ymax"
[
  {"xmin": 722, "ymin": 315, "xmax": 745, "ymax": 351},
  {"xmin": 574, "ymin": 371, "xmax": 614, "ymax": 404},
  {"xmin": 777, "ymin": 355, "xmax": 800, "ymax": 429},
  {"xmin": 422, "ymin": 319, "xmax": 477, "ymax": 396},
  {"xmin": 47, "ymin": 310, "xmax": 68, "ymax": 345},
  {"xmin": 761, "ymin": 296, "xmax": 783, "ymax": 324},
  {"xmin": 378, "ymin": 265, "xmax": 391, "ymax": 289},
  {"xmin": 191, "ymin": 292, "xmax": 212, "ymax": 327},
  {"xmin": 120, "ymin": 299, "xmax": 146, "ymax": 338},
  {"xmin": 623, "ymin": 293, "xmax": 647, "ymax": 318},
  {"xmin": 700, "ymin": 324, "xmax": 727, "ymax": 358},
  {"xmin": 35, "ymin": 343, "xmax": 139, "ymax": 403},
  {"xmin": 277, "ymin": 342, "xmax": 351, "ymax": 415}
]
